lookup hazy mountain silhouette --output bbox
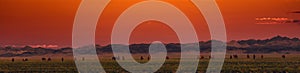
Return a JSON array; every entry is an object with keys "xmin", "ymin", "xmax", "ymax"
[{"xmin": 1, "ymin": 35, "xmax": 300, "ymax": 57}]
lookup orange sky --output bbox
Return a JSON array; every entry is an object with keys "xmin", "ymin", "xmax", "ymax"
[{"xmin": 0, "ymin": 0, "xmax": 300, "ymax": 47}]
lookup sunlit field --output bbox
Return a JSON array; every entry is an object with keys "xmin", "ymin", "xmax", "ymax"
[{"xmin": 0, "ymin": 54, "xmax": 300, "ymax": 73}]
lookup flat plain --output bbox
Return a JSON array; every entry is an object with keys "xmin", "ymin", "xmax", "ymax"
[{"xmin": 0, "ymin": 54, "xmax": 299, "ymax": 73}]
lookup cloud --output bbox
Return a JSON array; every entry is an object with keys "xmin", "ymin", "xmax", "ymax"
[
  {"xmin": 290, "ymin": 11, "xmax": 300, "ymax": 14},
  {"xmin": 3, "ymin": 45, "xmax": 59, "ymax": 48},
  {"xmin": 255, "ymin": 17, "xmax": 297, "ymax": 24},
  {"xmin": 293, "ymin": 20, "xmax": 299, "ymax": 23},
  {"xmin": 29, "ymin": 45, "xmax": 59, "ymax": 48}
]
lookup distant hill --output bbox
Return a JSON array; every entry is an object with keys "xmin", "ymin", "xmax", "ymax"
[
  {"xmin": 1, "ymin": 36, "xmax": 300, "ymax": 57},
  {"xmin": 228, "ymin": 36, "xmax": 300, "ymax": 53}
]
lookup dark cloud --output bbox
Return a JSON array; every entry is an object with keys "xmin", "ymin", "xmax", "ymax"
[
  {"xmin": 290, "ymin": 11, "xmax": 300, "ymax": 14},
  {"xmin": 293, "ymin": 20, "xmax": 300, "ymax": 24},
  {"xmin": 293, "ymin": 20, "xmax": 300, "ymax": 23}
]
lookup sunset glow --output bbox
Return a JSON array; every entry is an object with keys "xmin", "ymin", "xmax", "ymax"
[{"xmin": 0, "ymin": 0, "xmax": 300, "ymax": 47}]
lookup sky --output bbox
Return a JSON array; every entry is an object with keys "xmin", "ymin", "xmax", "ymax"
[{"xmin": 0, "ymin": 0, "xmax": 300, "ymax": 47}]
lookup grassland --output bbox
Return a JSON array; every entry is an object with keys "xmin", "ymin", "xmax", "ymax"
[{"xmin": 0, "ymin": 54, "xmax": 300, "ymax": 73}]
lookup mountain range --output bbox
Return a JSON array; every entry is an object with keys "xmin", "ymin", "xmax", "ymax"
[{"xmin": 1, "ymin": 36, "xmax": 300, "ymax": 57}]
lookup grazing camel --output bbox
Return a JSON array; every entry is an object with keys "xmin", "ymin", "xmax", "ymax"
[
  {"xmin": 247, "ymin": 54, "xmax": 250, "ymax": 59},
  {"xmin": 23, "ymin": 58, "xmax": 28, "ymax": 62},
  {"xmin": 140, "ymin": 56, "xmax": 144, "ymax": 60},
  {"xmin": 47, "ymin": 58, "xmax": 51, "ymax": 61},
  {"xmin": 282, "ymin": 55, "xmax": 286, "ymax": 59},
  {"xmin": 112, "ymin": 57, "xmax": 116, "ymax": 60},
  {"xmin": 122, "ymin": 56, "xmax": 125, "ymax": 60},
  {"xmin": 166, "ymin": 56, "xmax": 170, "ymax": 60},
  {"xmin": 61, "ymin": 57, "xmax": 64, "ymax": 62},
  {"xmin": 233, "ymin": 55, "xmax": 238, "ymax": 59},
  {"xmin": 200, "ymin": 56, "xmax": 205, "ymax": 59},
  {"xmin": 147, "ymin": 56, "xmax": 150, "ymax": 60},
  {"xmin": 116, "ymin": 56, "xmax": 120, "ymax": 60},
  {"xmin": 42, "ymin": 58, "xmax": 46, "ymax": 61},
  {"xmin": 11, "ymin": 58, "xmax": 14, "ymax": 62},
  {"xmin": 82, "ymin": 57, "xmax": 85, "ymax": 61}
]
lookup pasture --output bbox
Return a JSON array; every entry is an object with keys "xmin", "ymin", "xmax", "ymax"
[{"xmin": 0, "ymin": 54, "xmax": 300, "ymax": 73}]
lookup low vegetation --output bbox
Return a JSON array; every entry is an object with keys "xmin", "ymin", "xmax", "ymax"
[{"xmin": 0, "ymin": 54, "xmax": 299, "ymax": 73}]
